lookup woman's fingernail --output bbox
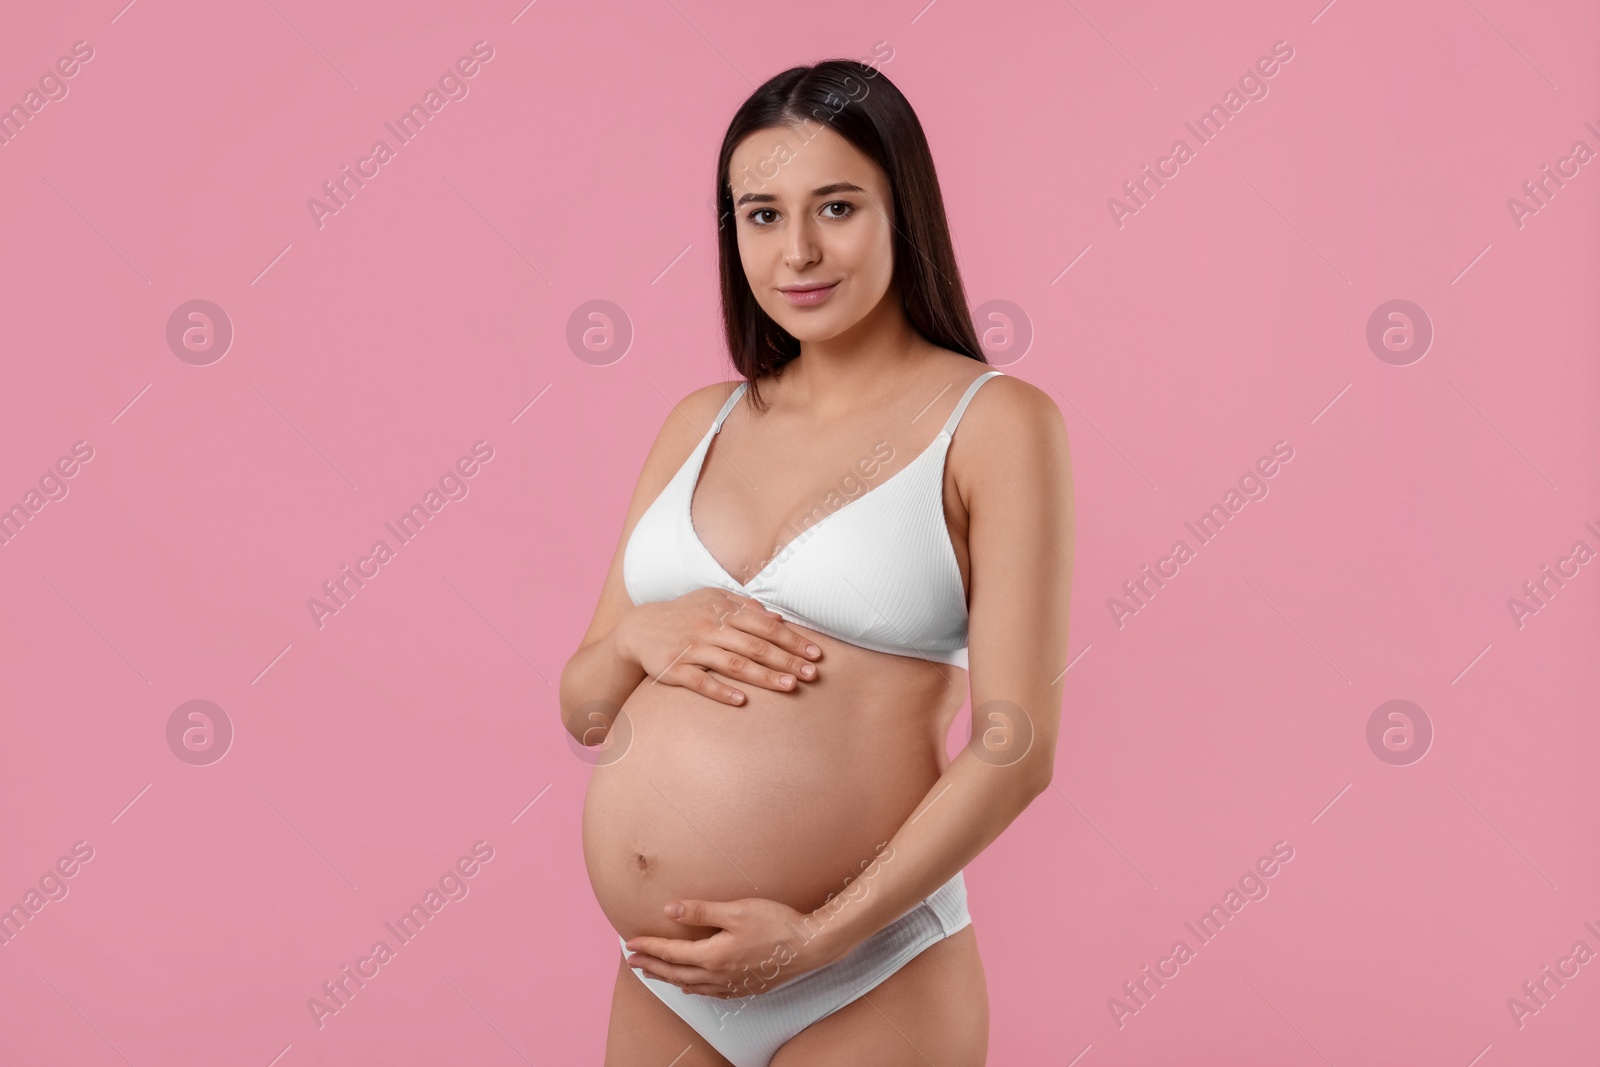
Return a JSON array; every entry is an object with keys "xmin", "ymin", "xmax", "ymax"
[
  {"xmin": 806, "ymin": 644, "xmax": 821, "ymax": 656},
  {"xmin": 799, "ymin": 664, "xmax": 815, "ymax": 678}
]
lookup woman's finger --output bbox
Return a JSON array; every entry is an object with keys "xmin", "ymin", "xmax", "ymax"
[
  {"xmin": 702, "ymin": 618, "xmax": 821, "ymax": 690},
  {"xmin": 733, "ymin": 628, "xmax": 820, "ymax": 684},
  {"xmin": 634, "ymin": 957, "xmax": 722, "ymax": 987},
  {"xmin": 661, "ymin": 657, "xmax": 747, "ymax": 706},
  {"xmin": 722, "ymin": 599, "xmax": 823, "ymax": 666},
  {"xmin": 705, "ymin": 641, "xmax": 804, "ymax": 693}
]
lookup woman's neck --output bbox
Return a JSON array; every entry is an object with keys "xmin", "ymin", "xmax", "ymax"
[{"xmin": 777, "ymin": 308, "xmax": 929, "ymax": 418}]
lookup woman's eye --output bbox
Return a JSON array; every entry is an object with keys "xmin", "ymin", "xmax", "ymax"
[{"xmin": 745, "ymin": 202, "xmax": 853, "ymax": 227}]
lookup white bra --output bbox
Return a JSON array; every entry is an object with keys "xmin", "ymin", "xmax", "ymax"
[{"xmin": 623, "ymin": 369, "xmax": 1004, "ymax": 668}]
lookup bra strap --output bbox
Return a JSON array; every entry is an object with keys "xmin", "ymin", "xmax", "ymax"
[
  {"xmin": 940, "ymin": 369, "xmax": 1004, "ymax": 437},
  {"xmin": 711, "ymin": 381, "xmax": 750, "ymax": 433}
]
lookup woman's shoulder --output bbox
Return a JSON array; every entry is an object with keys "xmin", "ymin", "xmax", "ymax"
[
  {"xmin": 621, "ymin": 379, "xmax": 745, "ymax": 518},
  {"xmin": 690, "ymin": 377, "xmax": 748, "ymax": 406},
  {"xmin": 926, "ymin": 349, "xmax": 1054, "ymax": 422},
  {"xmin": 633, "ymin": 379, "xmax": 745, "ymax": 472},
  {"xmin": 933, "ymin": 353, "xmax": 1065, "ymax": 472},
  {"xmin": 662, "ymin": 379, "xmax": 748, "ymax": 432}
]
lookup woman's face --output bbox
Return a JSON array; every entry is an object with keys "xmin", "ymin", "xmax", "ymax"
[{"xmin": 726, "ymin": 124, "xmax": 896, "ymax": 343}]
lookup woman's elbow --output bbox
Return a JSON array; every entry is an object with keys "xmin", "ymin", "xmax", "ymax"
[{"xmin": 1018, "ymin": 740, "xmax": 1056, "ymax": 797}]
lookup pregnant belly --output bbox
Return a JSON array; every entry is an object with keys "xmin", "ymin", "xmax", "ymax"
[{"xmin": 581, "ymin": 634, "xmax": 964, "ymax": 943}]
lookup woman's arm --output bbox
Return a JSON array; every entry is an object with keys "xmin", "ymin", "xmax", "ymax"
[
  {"xmin": 557, "ymin": 387, "xmax": 714, "ymax": 744},
  {"xmin": 805, "ymin": 375, "xmax": 1075, "ymax": 958},
  {"xmin": 558, "ymin": 381, "xmax": 827, "ymax": 744}
]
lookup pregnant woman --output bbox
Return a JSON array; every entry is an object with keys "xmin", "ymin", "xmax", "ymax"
[{"xmin": 562, "ymin": 60, "xmax": 1075, "ymax": 1066}]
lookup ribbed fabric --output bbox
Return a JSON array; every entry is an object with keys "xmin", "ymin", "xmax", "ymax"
[
  {"xmin": 623, "ymin": 370, "xmax": 1004, "ymax": 668},
  {"xmin": 620, "ymin": 870, "xmax": 972, "ymax": 1066}
]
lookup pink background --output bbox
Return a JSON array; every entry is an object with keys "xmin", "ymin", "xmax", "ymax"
[{"xmin": 2, "ymin": 0, "xmax": 1596, "ymax": 1063}]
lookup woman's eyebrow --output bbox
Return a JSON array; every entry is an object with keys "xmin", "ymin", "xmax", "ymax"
[{"xmin": 734, "ymin": 181, "xmax": 866, "ymax": 207}]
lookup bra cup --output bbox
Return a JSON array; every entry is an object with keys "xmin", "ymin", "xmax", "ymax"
[
  {"xmin": 745, "ymin": 462, "xmax": 969, "ymax": 659},
  {"xmin": 622, "ymin": 445, "xmax": 710, "ymax": 605}
]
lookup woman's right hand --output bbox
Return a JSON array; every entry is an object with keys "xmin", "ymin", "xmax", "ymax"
[{"xmin": 614, "ymin": 588, "xmax": 822, "ymax": 706}]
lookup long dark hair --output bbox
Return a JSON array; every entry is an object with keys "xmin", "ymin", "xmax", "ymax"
[{"xmin": 714, "ymin": 59, "xmax": 988, "ymax": 410}]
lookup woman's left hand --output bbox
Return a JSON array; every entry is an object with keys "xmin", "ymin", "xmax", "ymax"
[{"xmin": 623, "ymin": 897, "xmax": 843, "ymax": 998}]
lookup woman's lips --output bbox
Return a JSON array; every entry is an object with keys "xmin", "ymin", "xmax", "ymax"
[{"xmin": 779, "ymin": 282, "xmax": 838, "ymax": 307}]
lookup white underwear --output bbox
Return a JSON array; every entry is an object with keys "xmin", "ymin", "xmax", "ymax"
[{"xmin": 619, "ymin": 869, "xmax": 972, "ymax": 1067}]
